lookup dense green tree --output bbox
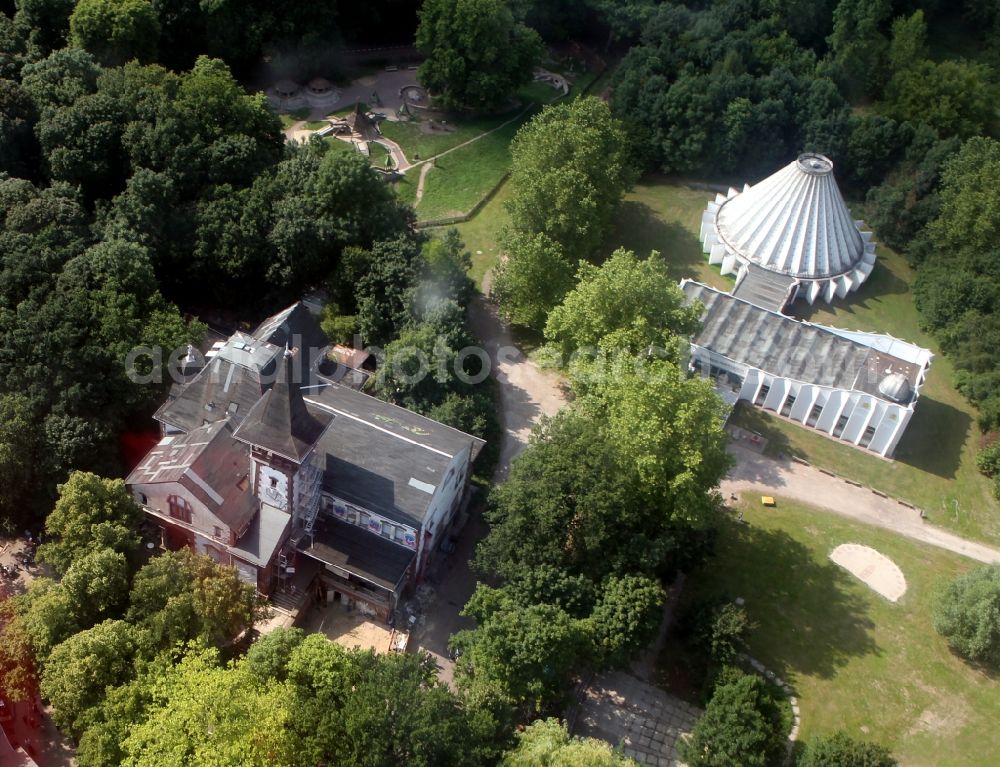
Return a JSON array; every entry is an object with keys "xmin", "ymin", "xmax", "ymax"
[
  {"xmin": 0, "ymin": 393, "xmax": 39, "ymax": 532},
  {"xmin": 14, "ymin": 0, "xmax": 75, "ymax": 56},
  {"xmin": 416, "ymin": 0, "xmax": 543, "ymax": 111},
  {"xmin": 69, "ymin": 0, "xmax": 160, "ymax": 66},
  {"xmin": 506, "ymin": 97, "xmax": 636, "ymax": 258},
  {"xmin": 16, "ymin": 578, "xmax": 79, "ymax": 664},
  {"xmin": 0, "ymin": 600, "xmax": 37, "ymax": 703},
  {"xmin": 501, "ymin": 717, "xmax": 638, "ymax": 766},
  {"xmin": 798, "ymin": 731, "xmax": 897, "ymax": 767},
  {"xmin": 356, "ymin": 234, "xmax": 425, "ymax": 346},
  {"xmin": 121, "ymin": 648, "xmax": 296, "ymax": 767},
  {"xmin": 0, "ymin": 12, "xmax": 29, "ymax": 80},
  {"xmin": 679, "ymin": 669, "xmax": 787, "ymax": 767},
  {"xmin": 887, "ymin": 10, "xmax": 927, "ymax": 73},
  {"xmin": 582, "ymin": 360, "xmax": 732, "ymax": 524},
  {"xmin": 243, "ymin": 626, "xmax": 306, "ymax": 683},
  {"xmin": 932, "ymin": 564, "xmax": 1000, "ymax": 667},
  {"xmin": 884, "ymin": 59, "xmax": 995, "ymax": 139},
  {"xmin": 19, "ymin": 47, "xmax": 101, "ymax": 115},
  {"xmin": 40, "ymin": 619, "xmax": 139, "ymax": 737},
  {"xmin": 453, "ymin": 584, "xmax": 589, "ymax": 712},
  {"xmin": 827, "ymin": 0, "xmax": 892, "ymax": 97},
  {"xmin": 39, "ymin": 471, "xmax": 142, "ymax": 576},
  {"xmin": 544, "ymin": 248, "xmax": 700, "ymax": 360},
  {"xmin": 587, "ymin": 575, "xmax": 664, "ymax": 667},
  {"xmin": 61, "ymin": 547, "xmax": 132, "ymax": 626},
  {"xmin": 492, "ymin": 229, "xmax": 574, "ymax": 329},
  {"xmin": 0, "ymin": 77, "xmax": 38, "ymax": 176},
  {"xmin": 126, "ymin": 548, "xmax": 261, "ymax": 649}
]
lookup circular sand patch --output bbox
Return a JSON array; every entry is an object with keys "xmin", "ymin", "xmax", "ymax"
[{"xmin": 829, "ymin": 544, "xmax": 907, "ymax": 602}]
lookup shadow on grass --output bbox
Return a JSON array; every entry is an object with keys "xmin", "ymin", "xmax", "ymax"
[
  {"xmin": 893, "ymin": 395, "xmax": 972, "ymax": 480},
  {"xmin": 697, "ymin": 518, "xmax": 880, "ymax": 683},
  {"xmin": 793, "ymin": 260, "xmax": 911, "ymax": 323},
  {"xmin": 607, "ymin": 200, "xmax": 704, "ymax": 280},
  {"xmin": 728, "ymin": 403, "xmax": 805, "ymax": 462}
]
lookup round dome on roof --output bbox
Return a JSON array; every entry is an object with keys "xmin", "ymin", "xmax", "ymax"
[
  {"xmin": 713, "ymin": 153, "xmax": 865, "ymax": 280},
  {"xmin": 878, "ymin": 372, "xmax": 912, "ymax": 403},
  {"xmin": 274, "ymin": 79, "xmax": 300, "ymax": 96},
  {"xmin": 308, "ymin": 77, "xmax": 331, "ymax": 93}
]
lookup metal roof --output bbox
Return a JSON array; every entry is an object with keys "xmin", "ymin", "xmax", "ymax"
[
  {"xmin": 714, "ymin": 154, "xmax": 866, "ymax": 279},
  {"xmin": 126, "ymin": 421, "xmax": 257, "ymax": 531},
  {"xmin": 305, "ymin": 383, "xmax": 485, "ymax": 527},
  {"xmin": 683, "ymin": 281, "xmax": 922, "ymax": 402}
]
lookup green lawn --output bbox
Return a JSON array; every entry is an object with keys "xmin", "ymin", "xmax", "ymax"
[
  {"xmin": 367, "ymin": 141, "xmax": 392, "ymax": 168},
  {"xmin": 444, "ymin": 180, "xmax": 513, "ymax": 288},
  {"xmin": 667, "ymin": 501, "xmax": 1000, "ymax": 767},
  {"xmin": 412, "ymin": 119, "xmax": 521, "ymax": 221},
  {"xmin": 380, "ymin": 113, "xmax": 516, "ymax": 161},
  {"xmin": 604, "ymin": 178, "xmax": 734, "ymax": 289}
]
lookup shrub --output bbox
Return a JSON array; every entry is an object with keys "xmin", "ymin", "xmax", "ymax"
[
  {"xmin": 932, "ymin": 565, "xmax": 1000, "ymax": 667},
  {"xmin": 797, "ymin": 731, "xmax": 897, "ymax": 766},
  {"xmin": 680, "ymin": 667, "xmax": 787, "ymax": 767}
]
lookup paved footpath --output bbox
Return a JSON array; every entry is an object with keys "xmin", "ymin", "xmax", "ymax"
[
  {"xmin": 574, "ymin": 670, "xmax": 699, "ymax": 767},
  {"xmin": 723, "ymin": 443, "xmax": 1000, "ymax": 564}
]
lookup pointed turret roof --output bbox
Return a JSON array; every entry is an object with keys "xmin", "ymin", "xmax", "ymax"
[
  {"xmin": 346, "ymin": 101, "xmax": 376, "ymax": 135},
  {"xmin": 715, "ymin": 153, "xmax": 865, "ymax": 279},
  {"xmin": 233, "ymin": 349, "xmax": 333, "ymax": 463}
]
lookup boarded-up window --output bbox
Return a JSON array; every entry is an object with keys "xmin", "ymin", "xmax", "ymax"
[{"xmin": 167, "ymin": 495, "xmax": 193, "ymax": 524}]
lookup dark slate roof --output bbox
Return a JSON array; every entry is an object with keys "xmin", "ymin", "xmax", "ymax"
[
  {"xmin": 303, "ymin": 516, "xmax": 414, "ymax": 592},
  {"xmin": 126, "ymin": 421, "xmax": 257, "ymax": 532},
  {"xmin": 155, "ymin": 333, "xmax": 280, "ymax": 433},
  {"xmin": 231, "ymin": 503, "xmax": 289, "ymax": 568},
  {"xmin": 233, "ymin": 351, "xmax": 334, "ymax": 463},
  {"xmin": 250, "ymin": 302, "xmax": 329, "ymax": 378},
  {"xmin": 304, "ymin": 384, "xmax": 485, "ymax": 527}
]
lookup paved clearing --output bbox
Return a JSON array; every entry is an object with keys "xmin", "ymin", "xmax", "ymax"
[
  {"xmin": 573, "ymin": 670, "xmax": 699, "ymax": 767},
  {"xmin": 723, "ymin": 443, "xmax": 1000, "ymax": 564},
  {"xmin": 830, "ymin": 543, "xmax": 907, "ymax": 602}
]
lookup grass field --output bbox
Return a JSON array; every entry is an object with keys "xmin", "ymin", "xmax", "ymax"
[
  {"xmin": 665, "ymin": 500, "xmax": 1000, "ymax": 767},
  {"xmin": 442, "ymin": 180, "xmax": 513, "ymax": 288},
  {"xmin": 414, "ymin": 120, "xmax": 520, "ymax": 221}
]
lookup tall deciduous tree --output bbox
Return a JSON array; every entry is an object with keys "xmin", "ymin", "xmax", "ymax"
[
  {"xmin": 492, "ymin": 229, "xmax": 574, "ymax": 329},
  {"xmin": 544, "ymin": 248, "xmax": 701, "ymax": 360},
  {"xmin": 502, "ymin": 718, "xmax": 638, "ymax": 766},
  {"xmin": 932, "ymin": 564, "xmax": 1000, "ymax": 667},
  {"xmin": 582, "ymin": 360, "xmax": 732, "ymax": 525},
  {"xmin": 416, "ymin": 0, "xmax": 542, "ymax": 111},
  {"xmin": 505, "ymin": 96, "xmax": 636, "ymax": 258},
  {"xmin": 679, "ymin": 669, "xmax": 787, "ymax": 767},
  {"xmin": 40, "ymin": 619, "xmax": 140, "ymax": 737},
  {"xmin": 39, "ymin": 471, "xmax": 143, "ymax": 576},
  {"xmin": 69, "ymin": 0, "xmax": 160, "ymax": 66}
]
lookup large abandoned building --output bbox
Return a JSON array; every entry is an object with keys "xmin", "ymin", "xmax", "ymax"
[
  {"xmin": 127, "ymin": 303, "xmax": 483, "ymax": 621},
  {"xmin": 687, "ymin": 154, "xmax": 932, "ymax": 458}
]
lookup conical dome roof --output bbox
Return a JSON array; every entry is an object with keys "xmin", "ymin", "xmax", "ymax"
[
  {"xmin": 700, "ymin": 153, "xmax": 877, "ymax": 306},
  {"xmin": 717, "ymin": 154, "xmax": 862, "ymax": 278}
]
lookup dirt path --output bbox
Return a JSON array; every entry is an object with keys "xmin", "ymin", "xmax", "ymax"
[
  {"xmin": 723, "ymin": 443, "xmax": 1000, "ymax": 564},
  {"xmin": 411, "ymin": 286, "xmax": 568, "ymax": 684},
  {"xmin": 413, "ymin": 162, "xmax": 432, "ymax": 204},
  {"xmin": 468, "ymin": 274, "xmax": 569, "ymax": 476}
]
